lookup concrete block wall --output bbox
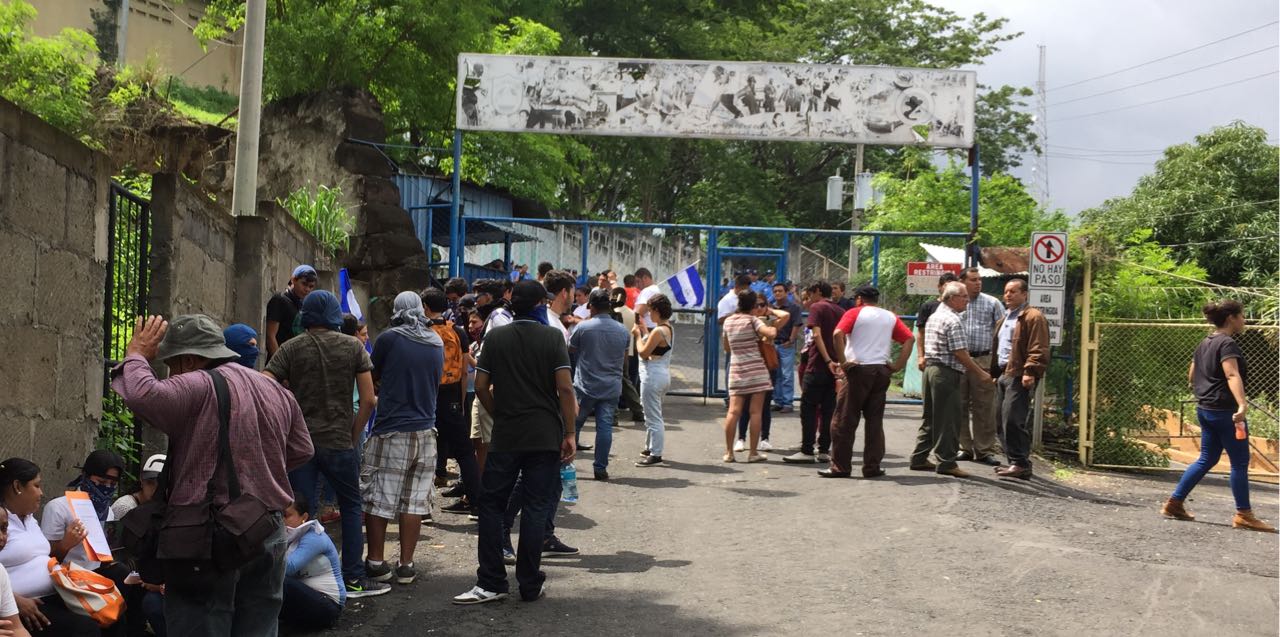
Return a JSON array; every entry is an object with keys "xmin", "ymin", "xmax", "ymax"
[
  {"xmin": 0, "ymin": 98, "xmax": 109, "ymax": 478},
  {"xmin": 149, "ymin": 177, "xmax": 332, "ymax": 348}
]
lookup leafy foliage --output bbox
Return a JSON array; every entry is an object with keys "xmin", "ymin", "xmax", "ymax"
[
  {"xmin": 863, "ymin": 165, "xmax": 1067, "ymax": 310},
  {"xmin": 278, "ymin": 184, "xmax": 354, "ymax": 254},
  {"xmin": 0, "ymin": 0, "xmax": 98, "ymax": 137},
  {"xmin": 1079, "ymin": 123, "xmax": 1278, "ymax": 287},
  {"xmin": 163, "ymin": 77, "xmax": 238, "ymax": 126}
]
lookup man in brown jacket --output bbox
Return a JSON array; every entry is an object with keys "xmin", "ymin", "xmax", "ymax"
[{"xmin": 989, "ymin": 278, "xmax": 1050, "ymax": 479}]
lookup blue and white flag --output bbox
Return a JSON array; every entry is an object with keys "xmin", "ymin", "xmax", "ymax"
[
  {"xmin": 664, "ymin": 262, "xmax": 705, "ymax": 308},
  {"xmin": 338, "ymin": 268, "xmax": 363, "ymax": 321}
]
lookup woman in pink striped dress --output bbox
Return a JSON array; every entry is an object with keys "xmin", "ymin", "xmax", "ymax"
[{"xmin": 720, "ymin": 291, "xmax": 789, "ymax": 462}]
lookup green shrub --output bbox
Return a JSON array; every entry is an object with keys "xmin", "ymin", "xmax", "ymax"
[{"xmin": 277, "ymin": 184, "xmax": 352, "ymax": 254}]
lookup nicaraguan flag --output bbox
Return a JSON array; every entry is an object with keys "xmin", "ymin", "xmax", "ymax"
[
  {"xmin": 665, "ymin": 263, "xmax": 705, "ymax": 308},
  {"xmin": 338, "ymin": 268, "xmax": 363, "ymax": 321}
]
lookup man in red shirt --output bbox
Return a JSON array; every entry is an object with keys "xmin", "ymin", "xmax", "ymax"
[
  {"xmin": 824, "ymin": 285, "xmax": 915, "ymax": 477},
  {"xmin": 783, "ymin": 281, "xmax": 841, "ymax": 463}
]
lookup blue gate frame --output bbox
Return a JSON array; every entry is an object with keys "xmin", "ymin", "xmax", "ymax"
[{"xmin": 442, "ymin": 130, "xmax": 982, "ymax": 401}]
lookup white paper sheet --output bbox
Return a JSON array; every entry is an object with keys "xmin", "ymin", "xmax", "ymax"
[{"xmin": 66, "ymin": 493, "xmax": 113, "ymax": 562}]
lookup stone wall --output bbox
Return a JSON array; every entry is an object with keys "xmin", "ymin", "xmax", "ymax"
[
  {"xmin": 0, "ymin": 98, "xmax": 109, "ymax": 477},
  {"xmin": 149, "ymin": 174, "xmax": 333, "ymax": 339}
]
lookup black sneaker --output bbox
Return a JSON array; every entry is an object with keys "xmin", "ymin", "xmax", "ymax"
[
  {"xmin": 365, "ymin": 561, "xmax": 393, "ymax": 582},
  {"xmin": 578, "ymin": 442, "xmax": 594, "ymax": 451},
  {"xmin": 640, "ymin": 449, "xmax": 651, "ymax": 457},
  {"xmin": 395, "ymin": 563, "xmax": 417, "ymax": 584},
  {"xmin": 440, "ymin": 499, "xmax": 471, "ymax": 514},
  {"xmin": 635, "ymin": 455, "xmax": 666, "ymax": 467},
  {"xmin": 542, "ymin": 536, "xmax": 579, "ymax": 556},
  {"xmin": 440, "ymin": 483, "xmax": 466, "ymax": 498},
  {"xmin": 346, "ymin": 577, "xmax": 391, "ymax": 598},
  {"xmin": 594, "ymin": 469, "xmax": 609, "ymax": 481},
  {"xmin": 421, "ymin": 512, "xmax": 434, "ymax": 525}
]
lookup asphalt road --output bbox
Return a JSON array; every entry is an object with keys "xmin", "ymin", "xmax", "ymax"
[{"xmin": 322, "ymin": 397, "xmax": 1279, "ymax": 637}]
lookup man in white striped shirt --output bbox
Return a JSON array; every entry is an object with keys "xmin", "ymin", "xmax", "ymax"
[{"xmin": 957, "ymin": 267, "xmax": 1004, "ymax": 466}]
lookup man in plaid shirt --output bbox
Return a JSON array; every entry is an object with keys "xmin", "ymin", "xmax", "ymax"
[
  {"xmin": 911, "ymin": 282, "xmax": 993, "ymax": 477},
  {"xmin": 957, "ymin": 267, "xmax": 1005, "ymax": 465}
]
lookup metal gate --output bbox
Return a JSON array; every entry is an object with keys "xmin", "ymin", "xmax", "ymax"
[{"xmin": 100, "ymin": 182, "xmax": 151, "ymax": 475}]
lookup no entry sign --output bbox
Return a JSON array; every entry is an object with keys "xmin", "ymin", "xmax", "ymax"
[
  {"xmin": 1028, "ymin": 231, "xmax": 1068, "ymax": 346},
  {"xmin": 906, "ymin": 262, "xmax": 963, "ymax": 295},
  {"xmin": 1030, "ymin": 232, "xmax": 1067, "ymax": 288}
]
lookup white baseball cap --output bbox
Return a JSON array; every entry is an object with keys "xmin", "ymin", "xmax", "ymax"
[{"xmin": 140, "ymin": 454, "xmax": 166, "ymax": 480}]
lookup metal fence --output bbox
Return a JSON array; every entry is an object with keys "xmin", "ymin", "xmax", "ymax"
[
  {"xmin": 1083, "ymin": 322, "xmax": 1279, "ymax": 477},
  {"xmin": 101, "ymin": 182, "xmax": 151, "ymax": 479}
]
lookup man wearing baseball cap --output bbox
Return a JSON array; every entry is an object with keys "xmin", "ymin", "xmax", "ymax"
[{"xmin": 265, "ymin": 264, "xmax": 318, "ymax": 361}]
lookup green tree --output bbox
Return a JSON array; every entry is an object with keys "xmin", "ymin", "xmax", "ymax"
[
  {"xmin": 862, "ymin": 165, "xmax": 1067, "ymax": 310},
  {"xmin": 1079, "ymin": 123, "xmax": 1278, "ymax": 287},
  {"xmin": 0, "ymin": 0, "xmax": 98, "ymax": 137}
]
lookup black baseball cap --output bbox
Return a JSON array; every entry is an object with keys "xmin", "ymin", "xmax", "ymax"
[
  {"xmin": 79, "ymin": 450, "xmax": 125, "ymax": 478},
  {"xmin": 511, "ymin": 280, "xmax": 548, "ymax": 313},
  {"xmin": 587, "ymin": 288, "xmax": 613, "ymax": 310}
]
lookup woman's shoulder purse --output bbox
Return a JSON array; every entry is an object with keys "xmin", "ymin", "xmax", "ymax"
[{"xmin": 755, "ymin": 319, "xmax": 780, "ymax": 371}]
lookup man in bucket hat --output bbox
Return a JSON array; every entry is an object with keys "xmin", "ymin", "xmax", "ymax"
[{"xmin": 111, "ymin": 314, "xmax": 313, "ymax": 637}]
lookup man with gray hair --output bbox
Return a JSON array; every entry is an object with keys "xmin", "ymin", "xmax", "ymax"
[
  {"xmin": 910, "ymin": 282, "xmax": 992, "ymax": 477},
  {"xmin": 112, "ymin": 314, "xmax": 313, "ymax": 636}
]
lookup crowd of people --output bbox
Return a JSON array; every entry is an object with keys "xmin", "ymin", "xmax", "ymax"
[{"xmin": 0, "ymin": 260, "xmax": 1269, "ymax": 636}]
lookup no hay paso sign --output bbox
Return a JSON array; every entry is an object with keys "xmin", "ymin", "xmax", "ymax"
[{"xmin": 456, "ymin": 54, "xmax": 976, "ymax": 147}]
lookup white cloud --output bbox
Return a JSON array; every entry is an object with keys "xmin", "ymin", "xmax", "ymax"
[{"xmin": 933, "ymin": 0, "xmax": 1279, "ymax": 214}]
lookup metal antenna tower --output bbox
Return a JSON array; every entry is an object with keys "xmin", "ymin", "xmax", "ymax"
[{"xmin": 1033, "ymin": 44, "xmax": 1050, "ymax": 207}]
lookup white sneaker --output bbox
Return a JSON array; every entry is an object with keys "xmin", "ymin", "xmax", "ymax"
[
  {"xmin": 733, "ymin": 439, "xmax": 746, "ymax": 452},
  {"xmin": 758, "ymin": 440, "xmax": 774, "ymax": 452},
  {"xmin": 782, "ymin": 452, "xmax": 816, "ymax": 464},
  {"xmin": 452, "ymin": 586, "xmax": 508, "ymax": 605},
  {"xmin": 817, "ymin": 452, "xmax": 830, "ymax": 463}
]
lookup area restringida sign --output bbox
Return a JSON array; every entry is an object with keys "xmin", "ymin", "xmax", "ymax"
[{"xmin": 456, "ymin": 54, "xmax": 976, "ymax": 147}]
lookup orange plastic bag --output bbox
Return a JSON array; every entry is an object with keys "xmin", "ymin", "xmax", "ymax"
[{"xmin": 47, "ymin": 558, "xmax": 125, "ymax": 628}]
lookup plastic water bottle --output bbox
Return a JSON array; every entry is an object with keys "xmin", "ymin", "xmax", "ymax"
[{"xmin": 560, "ymin": 462, "xmax": 579, "ymax": 503}]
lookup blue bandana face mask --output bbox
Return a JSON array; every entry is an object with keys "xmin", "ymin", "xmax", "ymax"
[
  {"xmin": 236, "ymin": 347, "xmax": 260, "ymax": 369},
  {"xmin": 78, "ymin": 476, "xmax": 116, "ymax": 522}
]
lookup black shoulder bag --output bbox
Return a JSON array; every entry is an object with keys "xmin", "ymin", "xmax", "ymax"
[{"xmin": 153, "ymin": 368, "xmax": 278, "ymax": 592}]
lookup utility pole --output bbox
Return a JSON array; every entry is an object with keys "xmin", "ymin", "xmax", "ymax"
[
  {"xmin": 230, "ymin": 0, "xmax": 267, "ymax": 217},
  {"xmin": 847, "ymin": 143, "xmax": 864, "ymax": 280},
  {"xmin": 1033, "ymin": 44, "xmax": 1050, "ymax": 207},
  {"xmin": 115, "ymin": 0, "xmax": 129, "ymax": 65}
]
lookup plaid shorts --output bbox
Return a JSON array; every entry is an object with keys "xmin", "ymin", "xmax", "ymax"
[{"xmin": 360, "ymin": 429, "xmax": 437, "ymax": 518}]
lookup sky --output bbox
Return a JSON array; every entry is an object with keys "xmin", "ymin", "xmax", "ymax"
[{"xmin": 933, "ymin": 0, "xmax": 1280, "ymax": 215}]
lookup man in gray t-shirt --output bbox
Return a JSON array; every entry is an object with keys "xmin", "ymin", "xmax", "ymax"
[{"xmin": 569, "ymin": 289, "xmax": 631, "ymax": 478}]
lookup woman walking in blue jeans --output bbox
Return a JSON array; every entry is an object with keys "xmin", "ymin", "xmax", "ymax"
[
  {"xmin": 1161, "ymin": 300, "xmax": 1274, "ymax": 532},
  {"xmin": 634, "ymin": 294, "xmax": 675, "ymax": 467}
]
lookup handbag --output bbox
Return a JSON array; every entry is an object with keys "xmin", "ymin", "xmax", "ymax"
[
  {"xmin": 156, "ymin": 368, "xmax": 278, "ymax": 591},
  {"xmin": 755, "ymin": 320, "xmax": 780, "ymax": 371},
  {"xmin": 47, "ymin": 558, "xmax": 125, "ymax": 628}
]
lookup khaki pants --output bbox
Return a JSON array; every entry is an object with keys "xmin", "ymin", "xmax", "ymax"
[{"xmin": 958, "ymin": 353, "xmax": 999, "ymax": 457}]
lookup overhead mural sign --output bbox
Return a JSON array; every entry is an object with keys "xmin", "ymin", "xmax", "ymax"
[{"xmin": 456, "ymin": 54, "xmax": 976, "ymax": 147}]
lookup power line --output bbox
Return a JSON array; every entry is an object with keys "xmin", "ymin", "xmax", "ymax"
[
  {"xmin": 1047, "ymin": 154, "xmax": 1155, "ymax": 165},
  {"xmin": 1049, "ymin": 70, "xmax": 1279, "ymax": 123},
  {"xmin": 1049, "ymin": 144, "xmax": 1167, "ymax": 155},
  {"xmin": 1049, "ymin": 45, "xmax": 1279, "ymax": 107},
  {"xmin": 1048, "ymin": 21, "xmax": 1279, "ymax": 92},
  {"xmin": 1157, "ymin": 235, "xmax": 1275, "ymax": 248},
  {"xmin": 1083, "ymin": 198, "xmax": 1280, "ymax": 227}
]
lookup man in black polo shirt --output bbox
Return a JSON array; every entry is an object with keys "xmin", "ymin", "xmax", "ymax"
[
  {"xmin": 264, "ymin": 264, "xmax": 317, "ymax": 360},
  {"xmin": 453, "ymin": 280, "xmax": 578, "ymax": 605}
]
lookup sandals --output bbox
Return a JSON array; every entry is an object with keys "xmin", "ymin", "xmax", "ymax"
[
  {"xmin": 746, "ymin": 454, "xmax": 768, "ymax": 463},
  {"xmin": 722, "ymin": 453, "xmax": 736, "ymax": 463}
]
